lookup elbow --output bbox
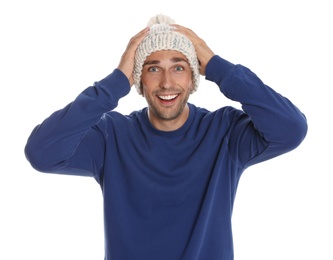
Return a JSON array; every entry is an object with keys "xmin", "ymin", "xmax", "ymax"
[
  {"xmin": 24, "ymin": 142, "xmax": 46, "ymax": 172},
  {"xmin": 284, "ymin": 114, "xmax": 308, "ymax": 151},
  {"xmin": 24, "ymin": 141, "xmax": 57, "ymax": 173}
]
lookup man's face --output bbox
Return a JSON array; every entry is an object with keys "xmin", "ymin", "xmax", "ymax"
[{"xmin": 141, "ymin": 50, "xmax": 194, "ymax": 130}]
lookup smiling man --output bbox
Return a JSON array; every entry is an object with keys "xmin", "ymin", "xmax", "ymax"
[
  {"xmin": 141, "ymin": 51, "xmax": 194, "ymax": 130},
  {"xmin": 25, "ymin": 14, "xmax": 307, "ymax": 260}
]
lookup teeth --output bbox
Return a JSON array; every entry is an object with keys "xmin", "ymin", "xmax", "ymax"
[{"xmin": 158, "ymin": 95, "xmax": 178, "ymax": 100}]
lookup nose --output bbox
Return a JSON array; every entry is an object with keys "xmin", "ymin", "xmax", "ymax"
[{"xmin": 159, "ymin": 71, "xmax": 174, "ymax": 89}]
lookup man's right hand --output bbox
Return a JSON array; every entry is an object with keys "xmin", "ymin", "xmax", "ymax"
[{"xmin": 117, "ymin": 27, "xmax": 150, "ymax": 86}]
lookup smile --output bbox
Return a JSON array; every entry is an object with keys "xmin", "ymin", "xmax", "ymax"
[{"xmin": 158, "ymin": 94, "xmax": 179, "ymax": 101}]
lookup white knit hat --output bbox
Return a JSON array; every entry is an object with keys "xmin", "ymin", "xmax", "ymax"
[{"xmin": 133, "ymin": 14, "xmax": 200, "ymax": 95}]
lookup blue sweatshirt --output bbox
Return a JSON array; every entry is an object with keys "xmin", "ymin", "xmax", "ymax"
[{"xmin": 25, "ymin": 55, "xmax": 307, "ymax": 260}]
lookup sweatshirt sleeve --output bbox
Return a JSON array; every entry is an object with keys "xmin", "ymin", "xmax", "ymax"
[
  {"xmin": 24, "ymin": 69, "xmax": 131, "ymax": 177},
  {"xmin": 205, "ymin": 55, "xmax": 308, "ymax": 168}
]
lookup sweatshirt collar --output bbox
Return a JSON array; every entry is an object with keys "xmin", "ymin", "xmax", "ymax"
[{"xmin": 140, "ymin": 103, "xmax": 196, "ymax": 137}]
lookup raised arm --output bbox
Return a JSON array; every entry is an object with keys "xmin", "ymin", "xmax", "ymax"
[
  {"xmin": 206, "ymin": 55, "xmax": 308, "ymax": 167},
  {"xmin": 24, "ymin": 28, "xmax": 149, "ymax": 176},
  {"xmin": 175, "ymin": 24, "xmax": 307, "ymax": 166}
]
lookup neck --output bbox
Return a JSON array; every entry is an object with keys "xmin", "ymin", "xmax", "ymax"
[{"xmin": 148, "ymin": 104, "xmax": 190, "ymax": 131}]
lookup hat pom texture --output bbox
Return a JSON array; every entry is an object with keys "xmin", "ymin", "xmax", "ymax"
[
  {"xmin": 134, "ymin": 14, "xmax": 200, "ymax": 95},
  {"xmin": 147, "ymin": 14, "xmax": 175, "ymax": 26}
]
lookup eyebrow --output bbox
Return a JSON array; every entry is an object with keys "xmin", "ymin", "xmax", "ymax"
[{"xmin": 143, "ymin": 57, "xmax": 189, "ymax": 66}]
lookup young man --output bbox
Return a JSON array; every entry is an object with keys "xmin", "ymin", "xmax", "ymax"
[{"xmin": 25, "ymin": 14, "xmax": 307, "ymax": 260}]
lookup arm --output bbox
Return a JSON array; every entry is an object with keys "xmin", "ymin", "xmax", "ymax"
[
  {"xmin": 24, "ymin": 28, "xmax": 149, "ymax": 176},
  {"xmin": 206, "ymin": 55, "xmax": 308, "ymax": 167},
  {"xmin": 24, "ymin": 70, "xmax": 130, "ymax": 175},
  {"xmin": 175, "ymin": 24, "xmax": 307, "ymax": 166}
]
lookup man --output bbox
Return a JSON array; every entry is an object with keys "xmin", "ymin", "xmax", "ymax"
[{"xmin": 25, "ymin": 14, "xmax": 308, "ymax": 260}]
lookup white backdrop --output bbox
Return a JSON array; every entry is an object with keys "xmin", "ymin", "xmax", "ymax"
[{"xmin": 1, "ymin": 0, "xmax": 332, "ymax": 259}]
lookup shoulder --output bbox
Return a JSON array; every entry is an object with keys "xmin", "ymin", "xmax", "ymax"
[
  {"xmin": 187, "ymin": 104, "xmax": 249, "ymax": 143},
  {"xmin": 93, "ymin": 109, "xmax": 146, "ymax": 132},
  {"xmin": 190, "ymin": 103, "xmax": 244, "ymax": 123}
]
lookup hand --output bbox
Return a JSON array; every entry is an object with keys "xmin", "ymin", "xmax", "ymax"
[
  {"xmin": 117, "ymin": 27, "xmax": 150, "ymax": 86},
  {"xmin": 173, "ymin": 25, "xmax": 215, "ymax": 76}
]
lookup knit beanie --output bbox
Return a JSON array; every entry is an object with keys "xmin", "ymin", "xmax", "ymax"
[{"xmin": 133, "ymin": 14, "xmax": 200, "ymax": 95}]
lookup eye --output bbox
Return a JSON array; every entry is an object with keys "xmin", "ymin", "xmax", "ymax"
[
  {"xmin": 148, "ymin": 67, "xmax": 159, "ymax": 72},
  {"xmin": 174, "ymin": 66, "xmax": 184, "ymax": 71}
]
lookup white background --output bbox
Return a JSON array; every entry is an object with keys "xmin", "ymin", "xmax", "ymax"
[{"xmin": 1, "ymin": 0, "xmax": 332, "ymax": 259}]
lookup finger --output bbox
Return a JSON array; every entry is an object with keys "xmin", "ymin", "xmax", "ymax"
[
  {"xmin": 171, "ymin": 24, "xmax": 200, "ymax": 44},
  {"xmin": 128, "ymin": 27, "xmax": 150, "ymax": 49}
]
